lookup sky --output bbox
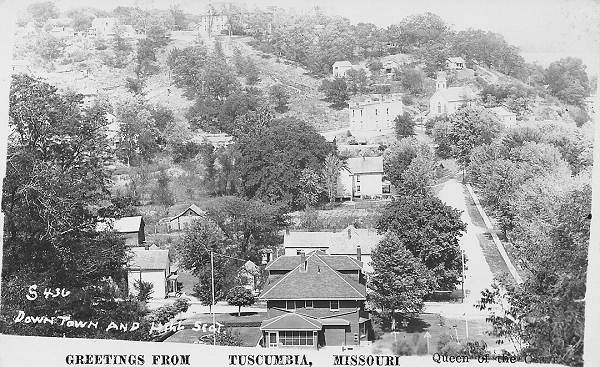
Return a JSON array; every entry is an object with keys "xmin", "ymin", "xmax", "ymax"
[{"xmin": 6, "ymin": 0, "xmax": 600, "ymax": 73}]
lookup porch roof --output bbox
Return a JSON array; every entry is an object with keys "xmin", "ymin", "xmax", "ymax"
[{"xmin": 260, "ymin": 313, "xmax": 322, "ymax": 331}]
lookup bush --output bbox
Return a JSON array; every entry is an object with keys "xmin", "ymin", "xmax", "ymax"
[{"xmin": 133, "ymin": 280, "xmax": 154, "ymax": 302}]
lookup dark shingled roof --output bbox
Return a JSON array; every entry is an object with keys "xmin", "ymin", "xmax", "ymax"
[
  {"xmin": 128, "ymin": 249, "xmax": 169, "ymax": 270},
  {"xmin": 266, "ymin": 251, "xmax": 362, "ymax": 271},
  {"xmin": 260, "ymin": 252, "xmax": 366, "ymax": 300}
]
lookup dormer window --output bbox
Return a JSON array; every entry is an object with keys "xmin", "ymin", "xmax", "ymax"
[{"xmin": 330, "ymin": 300, "xmax": 339, "ymax": 311}]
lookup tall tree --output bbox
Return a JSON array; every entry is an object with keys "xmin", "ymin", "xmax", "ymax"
[
  {"xmin": 322, "ymin": 153, "xmax": 343, "ymax": 203},
  {"xmin": 377, "ymin": 196, "xmax": 466, "ymax": 290},
  {"xmin": 1, "ymin": 74, "xmax": 149, "ymax": 340},
  {"xmin": 545, "ymin": 57, "xmax": 591, "ymax": 105},
  {"xmin": 394, "ymin": 112, "xmax": 416, "ymax": 139},
  {"xmin": 369, "ymin": 233, "xmax": 436, "ymax": 321}
]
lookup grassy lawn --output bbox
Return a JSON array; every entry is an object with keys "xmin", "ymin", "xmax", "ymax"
[{"xmin": 373, "ymin": 313, "xmax": 497, "ymax": 355}]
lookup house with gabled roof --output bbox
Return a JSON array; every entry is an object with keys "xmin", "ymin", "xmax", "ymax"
[
  {"xmin": 168, "ymin": 204, "xmax": 206, "ymax": 231},
  {"xmin": 283, "ymin": 225, "xmax": 382, "ymax": 272},
  {"xmin": 337, "ymin": 156, "xmax": 387, "ymax": 199},
  {"xmin": 446, "ymin": 57, "xmax": 466, "ymax": 70},
  {"xmin": 97, "ymin": 216, "xmax": 145, "ymax": 247},
  {"xmin": 259, "ymin": 251, "xmax": 372, "ymax": 349},
  {"xmin": 127, "ymin": 248, "xmax": 177, "ymax": 299}
]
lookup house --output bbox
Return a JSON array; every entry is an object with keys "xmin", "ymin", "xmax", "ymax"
[
  {"xmin": 338, "ymin": 156, "xmax": 386, "ymax": 199},
  {"xmin": 331, "ymin": 61, "xmax": 370, "ymax": 78},
  {"xmin": 332, "ymin": 61, "xmax": 353, "ymax": 77},
  {"xmin": 488, "ymin": 106, "xmax": 517, "ymax": 125},
  {"xmin": 380, "ymin": 53, "xmax": 414, "ymax": 75},
  {"xmin": 91, "ymin": 17, "xmax": 118, "ymax": 37},
  {"xmin": 198, "ymin": 14, "xmax": 230, "ymax": 36},
  {"xmin": 97, "ymin": 216, "xmax": 145, "ymax": 247},
  {"xmin": 45, "ymin": 18, "xmax": 75, "ymax": 38},
  {"xmin": 259, "ymin": 251, "xmax": 372, "ymax": 349},
  {"xmin": 348, "ymin": 93, "xmax": 403, "ymax": 132},
  {"xmin": 446, "ymin": 57, "xmax": 466, "ymax": 70},
  {"xmin": 283, "ymin": 225, "xmax": 382, "ymax": 272},
  {"xmin": 128, "ymin": 248, "xmax": 176, "ymax": 299},
  {"xmin": 428, "ymin": 72, "xmax": 476, "ymax": 116},
  {"xmin": 169, "ymin": 204, "xmax": 206, "ymax": 231}
]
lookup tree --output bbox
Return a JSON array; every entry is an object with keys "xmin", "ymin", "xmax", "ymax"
[
  {"xmin": 235, "ymin": 117, "xmax": 334, "ymax": 209},
  {"xmin": 34, "ymin": 33, "xmax": 66, "ymax": 62},
  {"xmin": 377, "ymin": 196, "xmax": 466, "ymax": 290},
  {"xmin": 226, "ymin": 286, "xmax": 256, "ymax": 316},
  {"xmin": 394, "ymin": 112, "xmax": 415, "ymax": 139},
  {"xmin": 299, "ymin": 168, "xmax": 325, "ymax": 208},
  {"xmin": 243, "ymin": 58, "xmax": 260, "ymax": 85},
  {"xmin": 114, "ymin": 97, "xmax": 162, "ymax": 165},
  {"xmin": 434, "ymin": 106, "xmax": 503, "ymax": 171},
  {"xmin": 319, "ymin": 77, "xmax": 349, "ymax": 108},
  {"xmin": 168, "ymin": 45, "xmax": 209, "ymax": 99},
  {"xmin": 133, "ymin": 280, "xmax": 154, "ymax": 302},
  {"xmin": 389, "ymin": 12, "xmax": 449, "ymax": 49},
  {"xmin": 397, "ymin": 68, "xmax": 425, "ymax": 94},
  {"xmin": 322, "ymin": 153, "xmax": 343, "ymax": 202},
  {"xmin": 147, "ymin": 24, "xmax": 170, "ymax": 48},
  {"xmin": 27, "ymin": 1, "xmax": 58, "ymax": 26},
  {"xmin": 369, "ymin": 233, "xmax": 436, "ymax": 323},
  {"xmin": 384, "ymin": 137, "xmax": 436, "ymax": 195},
  {"xmin": 269, "ymin": 84, "xmax": 290, "ymax": 113},
  {"xmin": 1, "ymin": 75, "xmax": 149, "ymax": 340},
  {"xmin": 152, "ymin": 170, "xmax": 175, "ymax": 215},
  {"xmin": 213, "ymin": 330, "xmax": 244, "ymax": 346},
  {"xmin": 545, "ymin": 57, "xmax": 590, "ymax": 105},
  {"xmin": 346, "ymin": 69, "xmax": 369, "ymax": 95}
]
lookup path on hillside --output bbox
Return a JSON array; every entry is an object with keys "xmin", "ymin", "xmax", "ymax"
[{"xmin": 425, "ymin": 178, "xmax": 494, "ymax": 320}]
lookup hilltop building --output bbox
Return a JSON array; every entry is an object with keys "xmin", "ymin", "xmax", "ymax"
[
  {"xmin": 348, "ymin": 93, "xmax": 403, "ymax": 132},
  {"xmin": 428, "ymin": 72, "xmax": 476, "ymax": 116},
  {"xmin": 168, "ymin": 204, "xmax": 206, "ymax": 231},
  {"xmin": 446, "ymin": 57, "xmax": 466, "ymax": 70},
  {"xmin": 259, "ymin": 251, "xmax": 372, "ymax": 348}
]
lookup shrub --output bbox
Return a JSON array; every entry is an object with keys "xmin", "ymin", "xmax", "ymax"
[{"xmin": 133, "ymin": 280, "xmax": 154, "ymax": 302}]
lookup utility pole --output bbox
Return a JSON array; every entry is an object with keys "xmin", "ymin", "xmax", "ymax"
[
  {"xmin": 461, "ymin": 249, "xmax": 466, "ymax": 303},
  {"xmin": 211, "ymin": 250, "xmax": 216, "ymax": 346}
]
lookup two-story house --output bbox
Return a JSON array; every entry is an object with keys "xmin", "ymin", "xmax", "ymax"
[
  {"xmin": 337, "ymin": 156, "xmax": 388, "ymax": 199},
  {"xmin": 259, "ymin": 251, "xmax": 372, "ymax": 349},
  {"xmin": 97, "ymin": 216, "xmax": 145, "ymax": 247}
]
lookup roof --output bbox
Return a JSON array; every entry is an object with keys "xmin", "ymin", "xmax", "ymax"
[
  {"xmin": 170, "ymin": 204, "xmax": 206, "ymax": 221},
  {"xmin": 431, "ymin": 86, "xmax": 475, "ymax": 102},
  {"xmin": 346, "ymin": 156, "xmax": 383, "ymax": 174},
  {"xmin": 381, "ymin": 53, "xmax": 413, "ymax": 65},
  {"xmin": 260, "ymin": 313, "xmax": 322, "ymax": 331},
  {"xmin": 488, "ymin": 106, "xmax": 516, "ymax": 117},
  {"xmin": 333, "ymin": 61, "xmax": 352, "ymax": 67},
  {"xmin": 447, "ymin": 57, "xmax": 466, "ymax": 64},
  {"xmin": 266, "ymin": 250, "xmax": 362, "ymax": 271},
  {"xmin": 283, "ymin": 226, "xmax": 381, "ymax": 255},
  {"xmin": 97, "ymin": 216, "xmax": 143, "ymax": 233},
  {"xmin": 129, "ymin": 249, "xmax": 169, "ymax": 270},
  {"xmin": 260, "ymin": 251, "xmax": 366, "ymax": 300}
]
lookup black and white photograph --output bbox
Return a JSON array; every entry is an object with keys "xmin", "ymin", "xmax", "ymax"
[{"xmin": 0, "ymin": 0, "xmax": 598, "ymax": 366}]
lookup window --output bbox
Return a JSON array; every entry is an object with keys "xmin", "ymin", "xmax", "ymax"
[
  {"xmin": 296, "ymin": 250, "xmax": 304, "ymax": 255},
  {"xmin": 360, "ymin": 110, "xmax": 363, "ymax": 117},
  {"xmin": 278, "ymin": 331, "xmax": 314, "ymax": 346},
  {"xmin": 330, "ymin": 300, "xmax": 339, "ymax": 311},
  {"xmin": 375, "ymin": 109, "xmax": 378, "ymax": 116},
  {"xmin": 352, "ymin": 110, "xmax": 355, "ymax": 117},
  {"xmin": 306, "ymin": 300, "xmax": 313, "ymax": 309},
  {"xmin": 437, "ymin": 102, "xmax": 442, "ymax": 114},
  {"xmin": 286, "ymin": 300, "xmax": 296, "ymax": 311},
  {"xmin": 296, "ymin": 300, "xmax": 305, "ymax": 309},
  {"xmin": 356, "ymin": 176, "xmax": 361, "ymax": 183},
  {"xmin": 386, "ymin": 108, "xmax": 389, "ymax": 115},
  {"xmin": 356, "ymin": 185, "xmax": 361, "ymax": 192}
]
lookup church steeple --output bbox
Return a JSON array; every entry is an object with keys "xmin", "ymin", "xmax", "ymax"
[{"xmin": 436, "ymin": 71, "xmax": 447, "ymax": 90}]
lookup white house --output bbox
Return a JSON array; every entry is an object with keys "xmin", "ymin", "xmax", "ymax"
[
  {"xmin": 332, "ymin": 61, "xmax": 353, "ymax": 77},
  {"xmin": 128, "ymin": 248, "xmax": 175, "ymax": 299},
  {"xmin": 283, "ymin": 225, "xmax": 382, "ymax": 272},
  {"xmin": 198, "ymin": 14, "xmax": 230, "ymax": 36},
  {"xmin": 169, "ymin": 204, "xmax": 206, "ymax": 231},
  {"xmin": 348, "ymin": 93, "xmax": 403, "ymax": 132},
  {"xmin": 97, "ymin": 216, "xmax": 145, "ymax": 247},
  {"xmin": 488, "ymin": 106, "xmax": 517, "ymax": 125},
  {"xmin": 429, "ymin": 72, "xmax": 476, "ymax": 116},
  {"xmin": 91, "ymin": 17, "xmax": 118, "ymax": 37},
  {"xmin": 446, "ymin": 57, "xmax": 466, "ymax": 70},
  {"xmin": 337, "ymin": 156, "xmax": 385, "ymax": 199}
]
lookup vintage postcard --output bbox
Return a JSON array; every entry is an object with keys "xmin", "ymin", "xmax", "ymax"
[{"xmin": 0, "ymin": 0, "xmax": 598, "ymax": 366}]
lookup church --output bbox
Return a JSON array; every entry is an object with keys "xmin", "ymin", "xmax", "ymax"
[{"xmin": 428, "ymin": 72, "xmax": 476, "ymax": 116}]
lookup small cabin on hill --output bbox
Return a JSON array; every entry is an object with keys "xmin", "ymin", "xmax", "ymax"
[
  {"xmin": 169, "ymin": 204, "xmax": 206, "ymax": 231},
  {"xmin": 97, "ymin": 216, "xmax": 145, "ymax": 247}
]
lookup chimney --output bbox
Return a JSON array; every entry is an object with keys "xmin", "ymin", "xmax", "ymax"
[
  {"xmin": 300, "ymin": 252, "xmax": 307, "ymax": 272},
  {"xmin": 347, "ymin": 228, "xmax": 352, "ymax": 239},
  {"xmin": 357, "ymin": 245, "xmax": 362, "ymax": 262}
]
